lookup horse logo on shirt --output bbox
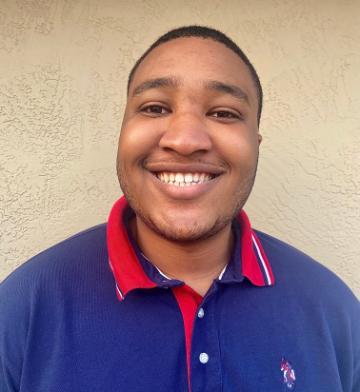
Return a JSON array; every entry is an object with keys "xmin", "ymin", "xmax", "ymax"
[{"xmin": 280, "ymin": 358, "xmax": 296, "ymax": 389}]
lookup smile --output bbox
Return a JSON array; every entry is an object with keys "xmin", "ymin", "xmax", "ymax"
[{"xmin": 155, "ymin": 172, "xmax": 216, "ymax": 187}]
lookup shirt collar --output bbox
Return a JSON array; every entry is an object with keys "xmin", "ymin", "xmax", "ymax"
[{"xmin": 107, "ymin": 196, "xmax": 275, "ymax": 300}]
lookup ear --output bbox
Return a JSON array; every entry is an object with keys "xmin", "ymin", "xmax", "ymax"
[{"xmin": 258, "ymin": 133, "xmax": 262, "ymax": 145}]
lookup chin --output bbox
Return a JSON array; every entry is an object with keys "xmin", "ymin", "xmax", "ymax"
[{"xmin": 144, "ymin": 212, "xmax": 232, "ymax": 243}]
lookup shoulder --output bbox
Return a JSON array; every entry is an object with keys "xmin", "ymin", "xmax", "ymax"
[
  {"xmin": 255, "ymin": 229, "xmax": 357, "ymax": 295},
  {"xmin": 0, "ymin": 224, "xmax": 111, "ymax": 390},
  {"xmin": 0, "ymin": 222, "xmax": 110, "ymax": 331},
  {"xmin": 254, "ymin": 230, "xmax": 360, "ymax": 391},
  {"xmin": 255, "ymin": 229, "xmax": 359, "ymax": 317},
  {"xmin": 1, "ymin": 224, "xmax": 107, "ymax": 289},
  {"xmin": 0, "ymin": 223, "xmax": 111, "ymax": 319}
]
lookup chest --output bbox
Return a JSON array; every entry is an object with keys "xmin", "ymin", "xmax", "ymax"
[{"xmin": 19, "ymin": 288, "xmax": 345, "ymax": 392}]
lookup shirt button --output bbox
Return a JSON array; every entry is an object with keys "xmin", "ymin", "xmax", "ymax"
[
  {"xmin": 199, "ymin": 352, "xmax": 209, "ymax": 364},
  {"xmin": 197, "ymin": 308, "xmax": 205, "ymax": 318}
]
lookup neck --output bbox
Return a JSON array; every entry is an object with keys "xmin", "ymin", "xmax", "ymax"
[{"xmin": 132, "ymin": 218, "xmax": 234, "ymax": 296}]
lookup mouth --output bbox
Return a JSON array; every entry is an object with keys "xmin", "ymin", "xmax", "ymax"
[{"xmin": 152, "ymin": 171, "xmax": 217, "ymax": 187}]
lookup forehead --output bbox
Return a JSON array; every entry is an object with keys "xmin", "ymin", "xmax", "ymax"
[{"xmin": 129, "ymin": 37, "xmax": 256, "ymax": 100}]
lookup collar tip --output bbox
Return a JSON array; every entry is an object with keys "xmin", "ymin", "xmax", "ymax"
[
  {"xmin": 248, "ymin": 277, "xmax": 273, "ymax": 287},
  {"xmin": 115, "ymin": 284, "xmax": 126, "ymax": 301}
]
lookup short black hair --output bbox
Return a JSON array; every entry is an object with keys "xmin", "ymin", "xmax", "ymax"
[{"xmin": 127, "ymin": 25, "xmax": 263, "ymax": 124}]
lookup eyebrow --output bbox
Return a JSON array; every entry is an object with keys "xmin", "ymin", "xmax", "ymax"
[
  {"xmin": 205, "ymin": 80, "xmax": 249, "ymax": 104},
  {"xmin": 131, "ymin": 77, "xmax": 249, "ymax": 105},
  {"xmin": 132, "ymin": 77, "xmax": 179, "ymax": 96}
]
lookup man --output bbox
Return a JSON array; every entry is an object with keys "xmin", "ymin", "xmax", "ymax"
[{"xmin": 0, "ymin": 26, "xmax": 359, "ymax": 392}]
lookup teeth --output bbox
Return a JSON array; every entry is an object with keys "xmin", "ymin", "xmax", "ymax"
[
  {"xmin": 184, "ymin": 173, "xmax": 192, "ymax": 183},
  {"xmin": 156, "ymin": 172, "xmax": 214, "ymax": 186},
  {"xmin": 175, "ymin": 173, "xmax": 184, "ymax": 183}
]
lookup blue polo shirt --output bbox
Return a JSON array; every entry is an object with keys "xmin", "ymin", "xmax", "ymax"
[{"xmin": 0, "ymin": 197, "xmax": 359, "ymax": 391}]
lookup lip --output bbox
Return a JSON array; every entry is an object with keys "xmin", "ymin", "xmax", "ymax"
[
  {"xmin": 144, "ymin": 161, "xmax": 226, "ymax": 176},
  {"xmin": 146, "ymin": 169, "xmax": 223, "ymax": 200}
]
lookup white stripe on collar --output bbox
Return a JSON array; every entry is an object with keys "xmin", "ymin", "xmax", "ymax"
[{"xmin": 251, "ymin": 234, "xmax": 272, "ymax": 285}]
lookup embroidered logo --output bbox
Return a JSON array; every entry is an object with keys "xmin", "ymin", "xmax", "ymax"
[{"xmin": 280, "ymin": 358, "xmax": 296, "ymax": 389}]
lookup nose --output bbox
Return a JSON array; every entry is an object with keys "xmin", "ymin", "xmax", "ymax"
[{"xmin": 159, "ymin": 112, "xmax": 212, "ymax": 156}]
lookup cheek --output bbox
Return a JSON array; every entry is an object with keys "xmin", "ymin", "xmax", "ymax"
[
  {"xmin": 118, "ymin": 119, "xmax": 163, "ymax": 164},
  {"xmin": 217, "ymin": 131, "xmax": 259, "ymax": 170}
]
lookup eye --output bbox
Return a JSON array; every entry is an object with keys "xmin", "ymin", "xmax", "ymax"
[
  {"xmin": 210, "ymin": 110, "xmax": 241, "ymax": 120},
  {"xmin": 140, "ymin": 104, "xmax": 170, "ymax": 116}
]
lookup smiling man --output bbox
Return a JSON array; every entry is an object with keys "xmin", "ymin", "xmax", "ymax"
[
  {"xmin": 1, "ymin": 26, "xmax": 359, "ymax": 392},
  {"xmin": 117, "ymin": 33, "xmax": 262, "ymax": 296}
]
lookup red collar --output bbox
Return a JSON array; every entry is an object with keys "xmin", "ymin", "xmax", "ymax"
[{"xmin": 107, "ymin": 196, "xmax": 275, "ymax": 299}]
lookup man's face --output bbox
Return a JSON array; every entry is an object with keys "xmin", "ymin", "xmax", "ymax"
[{"xmin": 117, "ymin": 37, "xmax": 261, "ymax": 242}]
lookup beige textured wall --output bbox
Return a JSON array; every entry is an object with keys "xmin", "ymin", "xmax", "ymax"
[{"xmin": 0, "ymin": 0, "xmax": 359, "ymax": 296}]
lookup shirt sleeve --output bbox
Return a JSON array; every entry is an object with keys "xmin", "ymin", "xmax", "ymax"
[
  {"xmin": 353, "ymin": 301, "xmax": 360, "ymax": 392},
  {"xmin": 0, "ymin": 271, "xmax": 31, "ymax": 392}
]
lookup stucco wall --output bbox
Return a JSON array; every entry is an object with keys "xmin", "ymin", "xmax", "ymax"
[{"xmin": 0, "ymin": 0, "xmax": 359, "ymax": 297}]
